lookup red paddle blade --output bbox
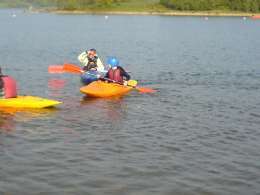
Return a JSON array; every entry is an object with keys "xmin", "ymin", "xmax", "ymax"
[
  {"xmin": 136, "ymin": 86, "xmax": 156, "ymax": 93},
  {"xmin": 63, "ymin": 64, "xmax": 83, "ymax": 74},
  {"xmin": 48, "ymin": 65, "xmax": 64, "ymax": 73}
]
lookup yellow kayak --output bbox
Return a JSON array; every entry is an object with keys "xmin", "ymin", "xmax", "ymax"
[
  {"xmin": 0, "ymin": 96, "xmax": 62, "ymax": 108},
  {"xmin": 80, "ymin": 80, "xmax": 133, "ymax": 98}
]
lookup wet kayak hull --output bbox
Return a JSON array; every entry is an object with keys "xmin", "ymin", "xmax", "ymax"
[
  {"xmin": 80, "ymin": 81, "xmax": 132, "ymax": 98},
  {"xmin": 80, "ymin": 71, "xmax": 98, "ymax": 85},
  {"xmin": 0, "ymin": 96, "xmax": 62, "ymax": 108}
]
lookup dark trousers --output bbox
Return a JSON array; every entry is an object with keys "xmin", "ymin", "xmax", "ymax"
[{"xmin": 0, "ymin": 77, "xmax": 4, "ymax": 98}]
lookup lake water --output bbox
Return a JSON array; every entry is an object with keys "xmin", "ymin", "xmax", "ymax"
[{"xmin": 0, "ymin": 9, "xmax": 260, "ymax": 195}]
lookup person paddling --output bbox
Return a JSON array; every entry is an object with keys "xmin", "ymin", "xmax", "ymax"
[
  {"xmin": 0, "ymin": 67, "xmax": 17, "ymax": 99},
  {"xmin": 78, "ymin": 48, "xmax": 105, "ymax": 72},
  {"xmin": 105, "ymin": 57, "xmax": 130, "ymax": 85}
]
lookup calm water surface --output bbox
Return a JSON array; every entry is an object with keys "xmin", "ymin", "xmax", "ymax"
[{"xmin": 0, "ymin": 9, "xmax": 260, "ymax": 195}]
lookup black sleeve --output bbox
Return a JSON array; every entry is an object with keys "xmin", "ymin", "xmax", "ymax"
[
  {"xmin": 0, "ymin": 77, "xmax": 4, "ymax": 89},
  {"xmin": 118, "ymin": 66, "xmax": 131, "ymax": 81},
  {"xmin": 105, "ymin": 71, "xmax": 109, "ymax": 78}
]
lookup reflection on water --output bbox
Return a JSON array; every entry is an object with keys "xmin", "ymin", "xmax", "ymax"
[
  {"xmin": 0, "ymin": 9, "xmax": 260, "ymax": 195},
  {"xmin": 0, "ymin": 107, "xmax": 59, "ymax": 132},
  {"xmin": 48, "ymin": 78, "xmax": 66, "ymax": 90},
  {"xmin": 48, "ymin": 78, "xmax": 67, "ymax": 98},
  {"xmin": 0, "ymin": 107, "xmax": 59, "ymax": 117},
  {"xmin": 0, "ymin": 112, "xmax": 15, "ymax": 132},
  {"xmin": 81, "ymin": 96, "xmax": 127, "ymax": 122}
]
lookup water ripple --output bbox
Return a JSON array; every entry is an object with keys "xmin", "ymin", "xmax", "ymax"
[{"xmin": 1, "ymin": 11, "xmax": 260, "ymax": 194}]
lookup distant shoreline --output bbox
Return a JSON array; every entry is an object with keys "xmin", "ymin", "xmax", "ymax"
[{"xmin": 31, "ymin": 8, "xmax": 259, "ymax": 17}]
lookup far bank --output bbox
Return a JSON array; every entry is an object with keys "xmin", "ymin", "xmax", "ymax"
[{"xmin": 31, "ymin": 8, "xmax": 259, "ymax": 17}]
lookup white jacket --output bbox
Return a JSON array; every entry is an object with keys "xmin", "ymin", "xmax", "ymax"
[{"xmin": 78, "ymin": 51, "xmax": 105, "ymax": 72}]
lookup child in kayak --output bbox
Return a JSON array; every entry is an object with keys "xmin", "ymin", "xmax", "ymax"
[
  {"xmin": 78, "ymin": 48, "xmax": 105, "ymax": 72},
  {"xmin": 105, "ymin": 57, "xmax": 131, "ymax": 84},
  {"xmin": 0, "ymin": 67, "xmax": 17, "ymax": 99}
]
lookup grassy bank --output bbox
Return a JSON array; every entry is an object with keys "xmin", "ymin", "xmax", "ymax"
[
  {"xmin": 0, "ymin": 2, "xmax": 9, "ymax": 8},
  {"xmin": 1, "ymin": 0, "xmax": 259, "ymax": 16},
  {"xmin": 33, "ymin": 0, "xmax": 260, "ymax": 16},
  {"xmin": 53, "ymin": 0, "xmax": 169, "ymax": 12},
  {"xmin": 42, "ymin": 9, "xmax": 258, "ymax": 17},
  {"xmin": 0, "ymin": 1, "xmax": 28, "ymax": 8}
]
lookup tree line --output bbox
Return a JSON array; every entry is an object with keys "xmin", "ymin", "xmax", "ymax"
[
  {"xmin": 2, "ymin": 0, "xmax": 260, "ymax": 12},
  {"xmin": 55, "ymin": 0, "xmax": 126, "ymax": 10},
  {"xmin": 1, "ymin": 0, "xmax": 126, "ymax": 9},
  {"xmin": 160, "ymin": 0, "xmax": 260, "ymax": 12}
]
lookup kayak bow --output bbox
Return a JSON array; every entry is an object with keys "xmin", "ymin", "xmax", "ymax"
[
  {"xmin": 80, "ymin": 80, "xmax": 133, "ymax": 98},
  {"xmin": 0, "ymin": 96, "xmax": 62, "ymax": 108}
]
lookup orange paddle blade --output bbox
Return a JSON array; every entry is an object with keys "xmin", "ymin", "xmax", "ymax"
[
  {"xmin": 135, "ymin": 86, "xmax": 156, "ymax": 93},
  {"xmin": 63, "ymin": 64, "xmax": 83, "ymax": 74},
  {"xmin": 48, "ymin": 65, "xmax": 64, "ymax": 73}
]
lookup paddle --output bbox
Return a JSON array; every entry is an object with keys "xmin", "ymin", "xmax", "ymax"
[
  {"xmin": 135, "ymin": 86, "xmax": 156, "ymax": 93},
  {"xmin": 49, "ymin": 64, "xmax": 156, "ymax": 93},
  {"xmin": 48, "ymin": 65, "xmax": 65, "ymax": 73},
  {"xmin": 49, "ymin": 63, "xmax": 130, "ymax": 74},
  {"xmin": 70, "ymin": 64, "xmax": 155, "ymax": 93},
  {"xmin": 126, "ymin": 82, "xmax": 156, "ymax": 93},
  {"xmin": 100, "ymin": 77, "xmax": 156, "ymax": 94},
  {"xmin": 48, "ymin": 64, "xmax": 83, "ymax": 74},
  {"xmin": 63, "ymin": 64, "xmax": 83, "ymax": 74}
]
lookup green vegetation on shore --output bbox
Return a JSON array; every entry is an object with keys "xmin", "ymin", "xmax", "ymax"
[
  {"xmin": 1, "ymin": 0, "xmax": 260, "ymax": 13},
  {"xmin": 160, "ymin": 0, "xmax": 260, "ymax": 12},
  {"xmin": 55, "ymin": 0, "xmax": 166, "ymax": 12}
]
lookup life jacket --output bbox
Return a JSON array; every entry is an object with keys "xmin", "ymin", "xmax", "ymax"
[
  {"xmin": 84, "ymin": 56, "xmax": 98, "ymax": 71},
  {"xmin": 108, "ymin": 68, "xmax": 123, "ymax": 83},
  {"xmin": 2, "ymin": 76, "xmax": 17, "ymax": 98},
  {"xmin": 78, "ymin": 52, "xmax": 105, "ymax": 72}
]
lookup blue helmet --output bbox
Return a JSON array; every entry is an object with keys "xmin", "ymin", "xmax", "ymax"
[{"xmin": 107, "ymin": 57, "xmax": 119, "ymax": 67}]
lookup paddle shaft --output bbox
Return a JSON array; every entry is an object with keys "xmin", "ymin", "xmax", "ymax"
[
  {"xmin": 50, "ymin": 64, "xmax": 155, "ymax": 93},
  {"xmin": 83, "ymin": 71, "xmax": 157, "ymax": 93}
]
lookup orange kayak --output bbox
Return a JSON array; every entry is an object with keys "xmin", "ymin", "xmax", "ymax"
[{"xmin": 80, "ymin": 80, "xmax": 133, "ymax": 98}]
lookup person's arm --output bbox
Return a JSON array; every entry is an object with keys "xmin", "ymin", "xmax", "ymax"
[
  {"xmin": 78, "ymin": 52, "xmax": 89, "ymax": 67},
  {"xmin": 0, "ymin": 77, "xmax": 4, "ymax": 89},
  {"xmin": 105, "ymin": 70, "xmax": 109, "ymax": 78},
  {"xmin": 96, "ymin": 57, "xmax": 105, "ymax": 72},
  {"xmin": 119, "ymin": 66, "xmax": 131, "ymax": 81}
]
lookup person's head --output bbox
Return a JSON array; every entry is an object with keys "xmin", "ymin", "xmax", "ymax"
[
  {"xmin": 87, "ymin": 48, "xmax": 97, "ymax": 58},
  {"xmin": 107, "ymin": 57, "xmax": 119, "ymax": 68}
]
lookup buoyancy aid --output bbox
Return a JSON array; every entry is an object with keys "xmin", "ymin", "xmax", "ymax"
[
  {"xmin": 2, "ymin": 76, "xmax": 17, "ymax": 98},
  {"xmin": 108, "ymin": 68, "xmax": 123, "ymax": 83},
  {"xmin": 78, "ymin": 52, "xmax": 105, "ymax": 72},
  {"xmin": 84, "ymin": 56, "xmax": 98, "ymax": 71}
]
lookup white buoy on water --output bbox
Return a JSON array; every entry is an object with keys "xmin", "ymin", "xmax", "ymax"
[
  {"xmin": 204, "ymin": 17, "xmax": 209, "ymax": 20},
  {"xmin": 105, "ymin": 15, "xmax": 108, "ymax": 20},
  {"xmin": 12, "ymin": 13, "xmax": 16, "ymax": 18},
  {"xmin": 243, "ymin": 17, "xmax": 247, "ymax": 20}
]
